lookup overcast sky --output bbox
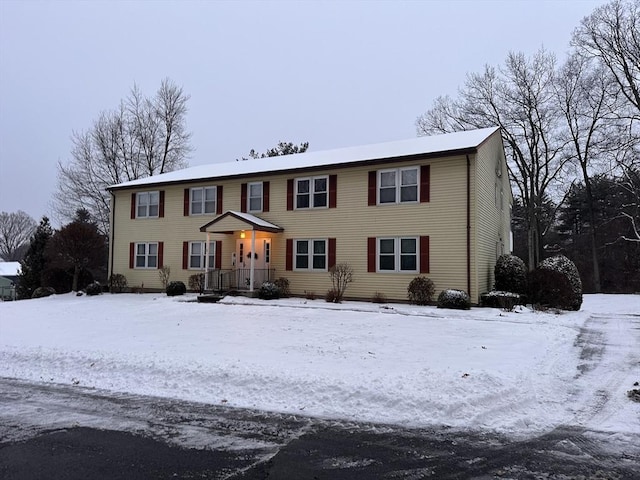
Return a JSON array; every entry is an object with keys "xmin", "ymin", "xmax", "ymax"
[{"xmin": 0, "ymin": 0, "xmax": 604, "ymax": 225}]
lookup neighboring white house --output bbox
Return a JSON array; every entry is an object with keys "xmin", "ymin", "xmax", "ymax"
[{"xmin": 0, "ymin": 262, "xmax": 20, "ymax": 301}]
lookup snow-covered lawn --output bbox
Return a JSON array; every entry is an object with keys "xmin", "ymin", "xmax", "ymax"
[{"xmin": 1, "ymin": 293, "xmax": 638, "ymax": 442}]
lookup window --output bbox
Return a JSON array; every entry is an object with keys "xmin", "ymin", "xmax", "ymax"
[
  {"xmin": 294, "ymin": 239, "xmax": 327, "ymax": 271},
  {"xmin": 191, "ymin": 187, "xmax": 216, "ymax": 215},
  {"xmin": 377, "ymin": 237, "xmax": 418, "ymax": 272},
  {"xmin": 135, "ymin": 242, "xmax": 158, "ymax": 269},
  {"xmin": 378, "ymin": 167, "xmax": 418, "ymax": 204},
  {"xmin": 189, "ymin": 241, "xmax": 215, "ymax": 269},
  {"xmin": 296, "ymin": 176, "xmax": 328, "ymax": 209},
  {"xmin": 137, "ymin": 191, "xmax": 159, "ymax": 218},
  {"xmin": 248, "ymin": 182, "xmax": 263, "ymax": 212}
]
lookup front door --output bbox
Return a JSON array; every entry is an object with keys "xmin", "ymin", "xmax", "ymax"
[{"xmin": 235, "ymin": 238, "xmax": 271, "ymax": 289}]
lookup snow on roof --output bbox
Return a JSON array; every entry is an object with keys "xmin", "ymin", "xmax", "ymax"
[
  {"xmin": 0, "ymin": 262, "xmax": 21, "ymax": 277},
  {"xmin": 109, "ymin": 127, "xmax": 499, "ymax": 190},
  {"xmin": 226, "ymin": 211, "xmax": 283, "ymax": 230}
]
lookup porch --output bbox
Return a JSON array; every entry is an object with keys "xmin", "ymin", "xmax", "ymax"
[
  {"xmin": 200, "ymin": 210, "xmax": 284, "ymax": 294},
  {"xmin": 204, "ymin": 267, "xmax": 276, "ymax": 293}
]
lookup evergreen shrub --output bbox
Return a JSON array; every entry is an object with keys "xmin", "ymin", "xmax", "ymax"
[
  {"xmin": 528, "ymin": 268, "xmax": 576, "ymax": 311},
  {"xmin": 85, "ymin": 281, "xmax": 103, "ymax": 296},
  {"xmin": 494, "ymin": 254, "xmax": 527, "ymax": 294},
  {"xmin": 258, "ymin": 282, "xmax": 280, "ymax": 300},
  {"xmin": 437, "ymin": 289, "xmax": 471, "ymax": 310},
  {"xmin": 32, "ymin": 286, "xmax": 56, "ymax": 299},
  {"xmin": 166, "ymin": 281, "xmax": 186, "ymax": 297},
  {"xmin": 407, "ymin": 276, "xmax": 435, "ymax": 305}
]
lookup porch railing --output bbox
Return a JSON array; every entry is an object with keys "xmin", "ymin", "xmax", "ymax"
[{"xmin": 205, "ymin": 268, "xmax": 275, "ymax": 292}]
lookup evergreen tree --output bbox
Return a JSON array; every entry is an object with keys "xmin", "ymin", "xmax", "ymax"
[
  {"xmin": 17, "ymin": 217, "xmax": 53, "ymax": 299},
  {"xmin": 45, "ymin": 210, "xmax": 107, "ymax": 292}
]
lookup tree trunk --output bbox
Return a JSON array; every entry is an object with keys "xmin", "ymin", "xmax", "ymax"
[
  {"xmin": 72, "ymin": 265, "xmax": 80, "ymax": 292},
  {"xmin": 583, "ymin": 174, "xmax": 601, "ymax": 292}
]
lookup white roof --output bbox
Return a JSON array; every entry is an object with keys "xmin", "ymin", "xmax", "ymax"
[
  {"xmin": 109, "ymin": 127, "xmax": 499, "ymax": 190},
  {"xmin": 226, "ymin": 211, "xmax": 282, "ymax": 229},
  {"xmin": 0, "ymin": 262, "xmax": 20, "ymax": 277}
]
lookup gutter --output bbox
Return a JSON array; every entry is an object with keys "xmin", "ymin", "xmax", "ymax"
[{"xmin": 466, "ymin": 154, "xmax": 471, "ymax": 298}]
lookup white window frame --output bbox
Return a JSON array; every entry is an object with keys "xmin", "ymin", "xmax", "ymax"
[
  {"xmin": 377, "ymin": 237, "xmax": 418, "ymax": 273},
  {"xmin": 295, "ymin": 175, "xmax": 329, "ymax": 209},
  {"xmin": 248, "ymin": 182, "xmax": 263, "ymax": 212},
  {"xmin": 377, "ymin": 167, "xmax": 419, "ymax": 205},
  {"xmin": 190, "ymin": 187, "xmax": 217, "ymax": 215},
  {"xmin": 136, "ymin": 191, "xmax": 160, "ymax": 218},
  {"xmin": 135, "ymin": 242, "xmax": 158, "ymax": 269},
  {"xmin": 189, "ymin": 241, "xmax": 215, "ymax": 270},
  {"xmin": 294, "ymin": 239, "xmax": 327, "ymax": 271}
]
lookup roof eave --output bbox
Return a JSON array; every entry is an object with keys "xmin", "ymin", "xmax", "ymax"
[{"xmin": 107, "ymin": 146, "xmax": 479, "ymax": 192}]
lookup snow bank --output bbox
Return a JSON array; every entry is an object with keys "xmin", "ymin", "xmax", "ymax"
[{"xmin": 1, "ymin": 293, "xmax": 638, "ymax": 440}]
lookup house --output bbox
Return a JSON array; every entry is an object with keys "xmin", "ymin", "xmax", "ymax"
[
  {"xmin": 107, "ymin": 127, "xmax": 512, "ymax": 304},
  {"xmin": 0, "ymin": 262, "xmax": 20, "ymax": 301}
]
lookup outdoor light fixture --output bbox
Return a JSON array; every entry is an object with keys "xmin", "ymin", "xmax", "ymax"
[{"xmin": 240, "ymin": 231, "xmax": 246, "ymax": 239}]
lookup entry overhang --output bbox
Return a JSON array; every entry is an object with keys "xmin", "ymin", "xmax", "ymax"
[{"xmin": 199, "ymin": 210, "xmax": 284, "ymax": 234}]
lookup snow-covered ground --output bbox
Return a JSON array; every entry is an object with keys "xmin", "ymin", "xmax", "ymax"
[{"xmin": 1, "ymin": 293, "xmax": 638, "ymax": 444}]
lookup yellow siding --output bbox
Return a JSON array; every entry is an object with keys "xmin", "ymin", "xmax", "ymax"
[
  {"xmin": 110, "ymin": 141, "xmax": 508, "ymax": 303},
  {"xmin": 473, "ymin": 132, "xmax": 513, "ymax": 297}
]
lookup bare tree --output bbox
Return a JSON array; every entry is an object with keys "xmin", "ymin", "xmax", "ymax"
[
  {"xmin": 572, "ymin": 0, "xmax": 640, "ymax": 115},
  {"xmin": 54, "ymin": 78, "xmax": 192, "ymax": 234},
  {"xmin": 554, "ymin": 54, "xmax": 626, "ymax": 291},
  {"xmin": 0, "ymin": 211, "xmax": 37, "ymax": 261},
  {"xmin": 417, "ymin": 49, "xmax": 569, "ymax": 268}
]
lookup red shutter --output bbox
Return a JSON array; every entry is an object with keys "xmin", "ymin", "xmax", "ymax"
[
  {"xmin": 286, "ymin": 239, "xmax": 293, "ymax": 271},
  {"xmin": 328, "ymin": 238, "xmax": 336, "ymax": 269},
  {"xmin": 420, "ymin": 165, "xmax": 430, "ymax": 203},
  {"xmin": 241, "ymin": 183, "xmax": 247, "ymax": 213},
  {"xmin": 215, "ymin": 240, "xmax": 222, "ymax": 269},
  {"xmin": 131, "ymin": 193, "xmax": 136, "ymax": 219},
  {"xmin": 182, "ymin": 241, "xmax": 189, "ymax": 269},
  {"xmin": 216, "ymin": 186, "xmax": 223, "ymax": 214},
  {"xmin": 157, "ymin": 242, "xmax": 164, "ymax": 268},
  {"xmin": 263, "ymin": 181, "xmax": 270, "ymax": 212},
  {"xmin": 420, "ymin": 236, "xmax": 430, "ymax": 273},
  {"xmin": 368, "ymin": 171, "xmax": 377, "ymax": 206},
  {"xmin": 286, "ymin": 179, "xmax": 294, "ymax": 211},
  {"xmin": 367, "ymin": 237, "xmax": 376, "ymax": 272},
  {"xmin": 159, "ymin": 191, "xmax": 165, "ymax": 218},
  {"xmin": 183, "ymin": 189, "xmax": 190, "ymax": 216},
  {"xmin": 329, "ymin": 175, "xmax": 337, "ymax": 208},
  {"xmin": 129, "ymin": 242, "xmax": 135, "ymax": 268}
]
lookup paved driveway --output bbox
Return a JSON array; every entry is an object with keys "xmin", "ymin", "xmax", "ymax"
[{"xmin": 1, "ymin": 378, "xmax": 637, "ymax": 479}]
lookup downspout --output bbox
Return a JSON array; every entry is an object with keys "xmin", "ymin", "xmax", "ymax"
[
  {"xmin": 109, "ymin": 191, "xmax": 116, "ymax": 283},
  {"xmin": 466, "ymin": 154, "xmax": 471, "ymax": 298}
]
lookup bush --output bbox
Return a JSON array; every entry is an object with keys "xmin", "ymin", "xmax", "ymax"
[
  {"xmin": 189, "ymin": 273, "xmax": 205, "ymax": 294},
  {"xmin": 437, "ymin": 289, "xmax": 471, "ymax": 310},
  {"xmin": 325, "ymin": 288, "xmax": 340, "ymax": 303},
  {"xmin": 32, "ymin": 286, "xmax": 56, "ymax": 299},
  {"xmin": 305, "ymin": 291, "xmax": 316, "ymax": 300},
  {"xmin": 407, "ymin": 276, "xmax": 435, "ymax": 305},
  {"xmin": 480, "ymin": 291, "xmax": 522, "ymax": 311},
  {"xmin": 329, "ymin": 263, "xmax": 353, "ymax": 303},
  {"xmin": 166, "ymin": 281, "xmax": 186, "ymax": 297},
  {"xmin": 537, "ymin": 255, "xmax": 583, "ymax": 311},
  {"xmin": 528, "ymin": 268, "xmax": 576, "ymax": 311},
  {"xmin": 371, "ymin": 291, "xmax": 387, "ymax": 303},
  {"xmin": 158, "ymin": 266, "xmax": 171, "ymax": 289},
  {"xmin": 274, "ymin": 277, "xmax": 291, "ymax": 297},
  {"xmin": 494, "ymin": 254, "xmax": 527, "ymax": 294},
  {"xmin": 109, "ymin": 273, "xmax": 128, "ymax": 293},
  {"xmin": 85, "ymin": 281, "xmax": 103, "ymax": 296},
  {"xmin": 258, "ymin": 281, "xmax": 280, "ymax": 300}
]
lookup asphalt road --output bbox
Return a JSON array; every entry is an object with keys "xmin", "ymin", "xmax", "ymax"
[{"xmin": 1, "ymin": 378, "xmax": 638, "ymax": 479}]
